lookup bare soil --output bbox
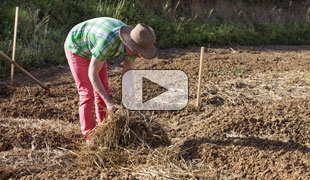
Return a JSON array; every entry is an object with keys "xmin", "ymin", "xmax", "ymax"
[{"xmin": 1, "ymin": 46, "xmax": 310, "ymax": 179}]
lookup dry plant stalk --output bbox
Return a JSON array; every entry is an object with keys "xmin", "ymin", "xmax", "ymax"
[
  {"xmin": 77, "ymin": 108, "xmax": 171, "ymax": 168},
  {"xmin": 76, "ymin": 109, "xmax": 213, "ymax": 179},
  {"xmin": 0, "ymin": 166, "xmax": 16, "ymax": 180},
  {"xmin": 128, "ymin": 146, "xmax": 215, "ymax": 180}
]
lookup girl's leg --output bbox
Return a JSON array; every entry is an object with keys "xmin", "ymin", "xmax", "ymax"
[{"xmin": 64, "ymin": 45, "xmax": 95, "ymax": 136}]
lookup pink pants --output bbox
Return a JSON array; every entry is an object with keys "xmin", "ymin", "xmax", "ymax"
[{"xmin": 64, "ymin": 45, "xmax": 110, "ymax": 136}]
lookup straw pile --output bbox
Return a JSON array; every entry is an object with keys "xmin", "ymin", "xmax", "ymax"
[{"xmin": 77, "ymin": 108, "xmax": 171, "ymax": 168}]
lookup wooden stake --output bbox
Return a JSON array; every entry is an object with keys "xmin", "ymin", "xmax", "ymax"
[
  {"xmin": 0, "ymin": 51, "xmax": 50, "ymax": 92},
  {"xmin": 196, "ymin": 47, "xmax": 205, "ymax": 108},
  {"xmin": 10, "ymin": 7, "xmax": 19, "ymax": 86}
]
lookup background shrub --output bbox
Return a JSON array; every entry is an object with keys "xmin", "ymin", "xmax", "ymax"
[{"xmin": 1, "ymin": 0, "xmax": 310, "ymax": 76}]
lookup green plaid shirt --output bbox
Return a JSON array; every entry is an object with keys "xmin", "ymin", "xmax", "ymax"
[{"xmin": 65, "ymin": 17, "xmax": 136, "ymax": 62}]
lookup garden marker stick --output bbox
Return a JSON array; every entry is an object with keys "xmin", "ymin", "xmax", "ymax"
[
  {"xmin": 0, "ymin": 51, "xmax": 50, "ymax": 92},
  {"xmin": 10, "ymin": 7, "xmax": 19, "ymax": 86},
  {"xmin": 196, "ymin": 47, "xmax": 205, "ymax": 108}
]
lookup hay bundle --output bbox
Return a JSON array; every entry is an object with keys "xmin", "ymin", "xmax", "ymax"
[{"xmin": 78, "ymin": 108, "xmax": 171, "ymax": 168}]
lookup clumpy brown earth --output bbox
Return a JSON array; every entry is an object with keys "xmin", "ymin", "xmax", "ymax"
[{"xmin": 1, "ymin": 46, "xmax": 310, "ymax": 179}]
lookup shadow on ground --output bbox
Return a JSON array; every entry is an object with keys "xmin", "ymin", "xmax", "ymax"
[{"xmin": 180, "ymin": 136, "xmax": 310, "ymax": 160}]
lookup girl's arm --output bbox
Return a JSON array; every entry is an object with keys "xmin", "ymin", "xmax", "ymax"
[
  {"xmin": 122, "ymin": 58, "xmax": 135, "ymax": 75},
  {"xmin": 88, "ymin": 57, "xmax": 119, "ymax": 111}
]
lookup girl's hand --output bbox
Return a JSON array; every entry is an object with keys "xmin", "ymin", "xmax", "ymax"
[{"xmin": 106, "ymin": 102, "xmax": 120, "ymax": 112}]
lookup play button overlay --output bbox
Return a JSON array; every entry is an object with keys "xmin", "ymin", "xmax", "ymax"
[
  {"xmin": 122, "ymin": 70, "xmax": 188, "ymax": 110},
  {"xmin": 142, "ymin": 77, "xmax": 168, "ymax": 103}
]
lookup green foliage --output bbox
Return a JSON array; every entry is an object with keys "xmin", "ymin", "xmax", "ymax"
[
  {"xmin": 221, "ymin": 70, "xmax": 227, "ymax": 75},
  {"xmin": 232, "ymin": 68, "xmax": 246, "ymax": 74},
  {"xmin": 1, "ymin": 0, "xmax": 310, "ymax": 77}
]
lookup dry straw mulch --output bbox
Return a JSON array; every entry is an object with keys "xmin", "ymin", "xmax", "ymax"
[
  {"xmin": 75, "ymin": 109, "xmax": 213, "ymax": 179},
  {"xmin": 77, "ymin": 108, "xmax": 171, "ymax": 168}
]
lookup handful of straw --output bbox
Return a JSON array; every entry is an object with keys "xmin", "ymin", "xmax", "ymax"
[{"xmin": 77, "ymin": 108, "xmax": 171, "ymax": 168}]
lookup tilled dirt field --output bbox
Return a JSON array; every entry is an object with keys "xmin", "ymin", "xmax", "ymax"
[{"xmin": 1, "ymin": 46, "xmax": 310, "ymax": 179}]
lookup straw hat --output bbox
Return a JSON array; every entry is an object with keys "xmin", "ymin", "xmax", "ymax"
[{"xmin": 119, "ymin": 23, "xmax": 158, "ymax": 59}]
